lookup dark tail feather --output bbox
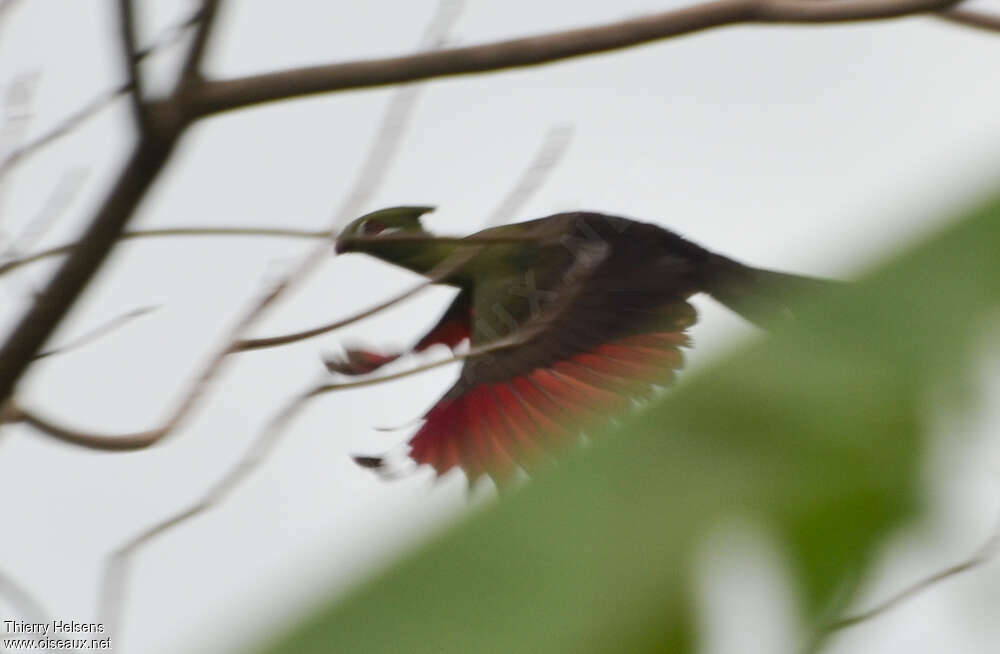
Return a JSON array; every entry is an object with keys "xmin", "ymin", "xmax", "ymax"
[{"xmin": 704, "ymin": 256, "xmax": 843, "ymax": 330}]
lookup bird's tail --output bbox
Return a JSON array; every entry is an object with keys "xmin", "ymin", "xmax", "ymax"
[{"xmin": 702, "ymin": 254, "xmax": 842, "ymax": 330}]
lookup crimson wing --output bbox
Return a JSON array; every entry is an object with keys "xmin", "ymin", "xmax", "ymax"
[{"xmin": 402, "ymin": 233, "xmax": 699, "ymax": 483}]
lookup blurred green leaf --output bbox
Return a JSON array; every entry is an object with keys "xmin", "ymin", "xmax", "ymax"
[{"xmin": 255, "ymin": 189, "xmax": 1000, "ymax": 654}]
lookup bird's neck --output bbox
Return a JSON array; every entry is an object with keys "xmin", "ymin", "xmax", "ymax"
[{"xmin": 362, "ymin": 238, "xmax": 465, "ymax": 279}]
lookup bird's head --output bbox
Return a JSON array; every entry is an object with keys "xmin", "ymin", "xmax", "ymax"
[{"xmin": 335, "ymin": 206, "xmax": 435, "ymax": 254}]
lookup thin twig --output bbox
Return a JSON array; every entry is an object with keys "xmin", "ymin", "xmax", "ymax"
[
  {"xmin": 824, "ymin": 506, "xmax": 1000, "ymax": 633},
  {"xmin": 0, "ymin": 0, "xmax": 24, "ymax": 24},
  {"xmin": 330, "ymin": 0, "xmax": 464, "ymax": 230},
  {"xmin": 0, "ymin": 567, "xmax": 49, "ymax": 625},
  {"xmin": 0, "ymin": 74, "xmax": 40, "ymax": 234},
  {"xmin": 178, "ymin": 0, "xmax": 222, "ymax": 88},
  {"xmin": 338, "ymin": 233, "xmax": 536, "ymax": 247},
  {"xmin": 937, "ymin": 6, "xmax": 1000, "ymax": 31},
  {"xmin": 330, "ymin": 81, "xmax": 420, "ymax": 229},
  {"xmin": 234, "ymin": 246, "xmax": 478, "ymax": 351},
  {"xmin": 486, "ymin": 125, "xmax": 574, "ymax": 226},
  {"xmin": 1, "ymin": 168, "xmax": 88, "ymax": 261},
  {"xmin": 0, "ymin": 85, "xmax": 129, "ymax": 180},
  {"xmin": 98, "ymin": 388, "xmax": 312, "ymax": 636},
  {"xmin": 0, "ymin": 168, "xmax": 87, "ymax": 301},
  {"xmin": 5, "ymin": 405, "xmax": 166, "ymax": 450},
  {"xmin": 116, "ymin": 0, "xmax": 148, "ymax": 132},
  {"xmin": 0, "ymin": 8, "xmax": 209, "ymax": 181},
  {"xmin": 0, "ymin": 226, "xmax": 331, "ymax": 277},
  {"xmin": 33, "ymin": 305, "xmax": 158, "ymax": 360},
  {"xmin": 0, "ymin": 74, "xmax": 39, "ymax": 163},
  {"xmin": 311, "ymin": 334, "xmax": 523, "ymax": 396},
  {"xmin": 134, "ymin": 6, "xmax": 206, "ymax": 61}
]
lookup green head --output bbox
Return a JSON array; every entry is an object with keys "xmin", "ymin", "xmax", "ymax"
[
  {"xmin": 335, "ymin": 205, "xmax": 461, "ymax": 277},
  {"xmin": 335, "ymin": 206, "xmax": 435, "ymax": 254}
]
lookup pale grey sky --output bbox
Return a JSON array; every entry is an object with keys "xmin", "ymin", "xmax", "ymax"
[{"xmin": 2, "ymin": 1, "xmax": 1000, "ymax": 653}]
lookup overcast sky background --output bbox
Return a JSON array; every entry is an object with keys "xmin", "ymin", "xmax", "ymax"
[{"xmin": 2, "ymin": 1, "xmax": 1000, "ymax": 653}]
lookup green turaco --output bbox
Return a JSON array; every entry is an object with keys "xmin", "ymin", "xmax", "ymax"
[{"xmin": 333, "ymin": 206, "xmax": 836, "ymax": 483}]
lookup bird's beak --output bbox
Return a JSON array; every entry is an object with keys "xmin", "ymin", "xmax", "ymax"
[{"xmin": 333, "ymin": 237, "xmax": 350, "ymax": 254}]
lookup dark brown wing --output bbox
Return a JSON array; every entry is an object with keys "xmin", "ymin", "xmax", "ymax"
[{"xmin": 405, "ymin": 215, "xmax": 702, "ymax": 481}]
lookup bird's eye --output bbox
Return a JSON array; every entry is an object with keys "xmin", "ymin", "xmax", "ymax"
[{"xmin": 361, "ymin": 219, "xmax": 386, "ymax": 235}]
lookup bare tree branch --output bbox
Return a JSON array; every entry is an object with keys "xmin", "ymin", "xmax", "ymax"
[
  {"xmin": 486, "ymin": 125, "xmax": 574, "ymax": 226},
  {"xmin": 0, "ymin": 2, "xmax": 226, "ymax": 413},
  {"xmin": 188, "ymin": 0, "xmax": 962, "ymax": 117},
  {"xmin": 824, "ymin": 506, "xmax": 1000, "ymax": 633},
  {"xmin": 0, "ymin": 210, "xmax": 543, "ymax": 283},
  {"xmin": 3, "ymin": 0, "xmax": 971, "ymax": 186},
  {"xmin": 0, "ymin": 0, "xmax": 224, "ymax": 412},
  {"xmin": 33, "ymin": 305, "xmax": 157, "ymax": 360},
  {"xmin": 3, "ymin": 405, "xmax": 159, "ymax": 451},
  {"xmin": 938, "ymin": 6, "xmax": 1000, "ymax": 31}
]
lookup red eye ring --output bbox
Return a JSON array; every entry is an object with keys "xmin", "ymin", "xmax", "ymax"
[{"xmin": 362, "ymin": 219, "xmax": 386, "ymax": 235}]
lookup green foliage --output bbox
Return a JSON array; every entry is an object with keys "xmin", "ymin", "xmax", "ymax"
[{"xmin": 255, "ymin": 189, "xmax": 1000, "ymax": 654}]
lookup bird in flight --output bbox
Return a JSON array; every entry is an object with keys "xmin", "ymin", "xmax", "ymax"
[{"xmin": 332, "ymin": 206, "xmax": 835, "ymax": 484}]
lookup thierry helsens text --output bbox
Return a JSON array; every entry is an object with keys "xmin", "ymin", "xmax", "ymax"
[{"xmin": 3, "ymin": 620, "xmax": 105, "ymax": 635}]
